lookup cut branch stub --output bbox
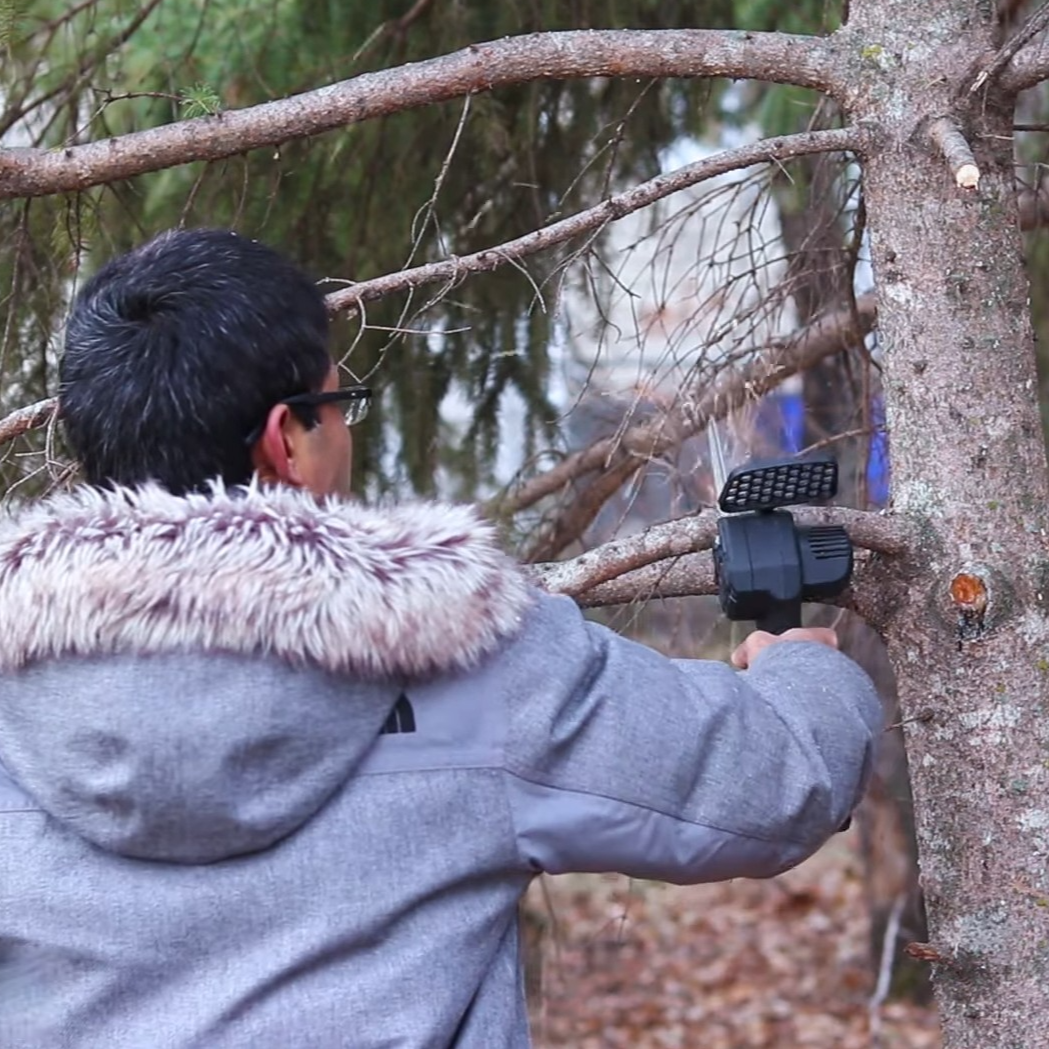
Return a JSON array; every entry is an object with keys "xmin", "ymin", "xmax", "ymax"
[
  {"xmin": 927, "ymin": 117, "xmax": 980, "ymax": 189},
  {"xmin": 946, "ymin": 564, "xmax": 998, "ymax": 643},
  {"xmin": 904, "ymin": 942, "xmax": 954, "ymax": 966}
]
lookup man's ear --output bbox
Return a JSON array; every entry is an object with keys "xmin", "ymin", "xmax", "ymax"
[{"xmin": 251, "ymin": 404, "xmax": 306, "ymax": 487}]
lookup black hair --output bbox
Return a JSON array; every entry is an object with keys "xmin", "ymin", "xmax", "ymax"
[{"xmin": 60, "ymin": 228, "xmax": 331, "ymax": 494}]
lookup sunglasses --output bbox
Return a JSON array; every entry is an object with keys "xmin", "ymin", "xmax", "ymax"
[{"xmin": 245, "ymin": 385, "xmax": 372, "ymax": 446}]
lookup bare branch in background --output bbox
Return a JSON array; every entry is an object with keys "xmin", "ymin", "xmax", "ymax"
[
  {"xmin": 516, "ymin": 291, "xmax": 878, "ymax": 561},
  {"xmin": 868, "ymin": 893, "xmax": 908, "ymax": 1048},
  {"xmin": 0, "ymin": 0, "xmax": 166, "ymax": 140},
  {"xmin": 0, "ymin": 132, "xmax": 867, "ymax": 452},
  {"xmin": 506, "ymin": 292, "xmax": 877, "ymax": 519},
  {"xmin": 1018, "ymin": 182, "xmax": 1049, "ymax": 228},
  {"xmin": 326, "ymin": 128, "xmax": 866, "ymax": 313},
  {"xmin": 0, "ymin": 29, "xmax": 845, "ymax": 201}
]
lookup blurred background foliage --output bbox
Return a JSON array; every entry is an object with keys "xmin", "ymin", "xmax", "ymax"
[
  {"xmin": 0, "ymin": 0, "xmax": 852, "ymax": 500},
  {"xmin": 1, "ymin": 0, "xmax": 1047, "ymax": 508}
]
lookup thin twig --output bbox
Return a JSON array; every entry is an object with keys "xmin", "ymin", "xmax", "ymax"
[
  {"xmin": 0, "ymin": 399, "xmax": 58, "ymax": 446},
  {"xmin": 24, "ymin": 0, "xmax": 103, "ymax": 40},
  {"xmin": 0, "ymin": 0, "xmax": 166, "ymax": 141},
  {"xmin": 394, "ymin": 0, "xmax": 436, "ymax": 34},
  {"xmin": 406, "ymin": 92, "xmax": 473, "ymax": 266},
  {"xmin": 869, "ymin": 893, "xmax": 907, "ymax": 1048},
  {"xmin": 799, "ymin": 426, "xmax": 883, "ymax": 455}
]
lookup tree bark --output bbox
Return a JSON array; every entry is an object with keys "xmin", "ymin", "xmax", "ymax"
[{"xmin": 844, "ymin": 0, "xmax": 1049, "ymax": 1042}]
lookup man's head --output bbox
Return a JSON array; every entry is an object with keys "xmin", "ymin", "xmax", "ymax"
[{"xmin": 60, "ymin": 228, "xmax": 356, "ymax": 497}]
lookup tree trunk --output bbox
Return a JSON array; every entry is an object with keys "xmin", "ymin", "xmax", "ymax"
[
  {"xmin": 846, "ymin": 0, "xmax": 1049, "ymax": 1042},
  {"xmin": 775, "ymin": 149, "xmax": 932, "ymax": 999}
]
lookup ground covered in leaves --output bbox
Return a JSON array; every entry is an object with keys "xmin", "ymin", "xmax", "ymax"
[{"xmin": 524, "ymin": 833, "xmax": 941, "ymax": 1049}]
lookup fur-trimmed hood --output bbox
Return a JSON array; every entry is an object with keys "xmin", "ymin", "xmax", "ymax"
[
  {"xmin": 0, "ymin": 481, "xmax": 533, "ymax": 678},
  {"xmin": 0, "ymin": 483, "xmax": 535, "ymax": 863}
]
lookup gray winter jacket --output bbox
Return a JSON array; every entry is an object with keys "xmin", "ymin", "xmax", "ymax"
[{"xmin": 0, "ymin": 483, "xmax": 882, "ymax": 1049}]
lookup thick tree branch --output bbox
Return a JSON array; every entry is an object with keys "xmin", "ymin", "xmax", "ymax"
[
  {"xmin": 976, "ymin": 0, "xmax": 1049, "ymax": 94},
  {"xmin": 529, "ymin": 506, "xmax": 914, "ymax": 598},
  {"xmin": 326, "ymin": 126, "xmax": 865, "ymax": 313},
  {"xmin": 557, "ymin": 555, "xmax": 890, "ymax": 632},
  {"xmin": 568, "ymin": 554, "xmax": 716, "ymax": 608},
  {"xmin": 1002, "ymin": 46, "xmax": 1049, "ymax": 91},
  {"xmin": 530, "ymin": 529, "xmax": 905, "ymax": 638},
  {"xmin": 0, "ymin": 29, "xmax": 840, "ymax": 201},
  {"xmin": 514, "ymin": 291, "xmax": 877, "ymax": 561}
]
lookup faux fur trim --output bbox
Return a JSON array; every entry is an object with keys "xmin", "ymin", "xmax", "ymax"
[{"xmin": 0, "ymin": 482, "xmax": 535, "ymax": 679}]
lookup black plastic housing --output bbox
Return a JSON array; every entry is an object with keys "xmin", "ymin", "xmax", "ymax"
[
  {"xmin": 712, "ymin": 455, "xmax": 853, "ymax": 635},
  {"xmin": 718, "ymin": 454, "xmax": 838, "ymax": 514}
]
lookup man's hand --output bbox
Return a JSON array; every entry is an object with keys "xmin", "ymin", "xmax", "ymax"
[{"xmin": 730, "ymin": 628, "xmax": 839, "ymax": 670}]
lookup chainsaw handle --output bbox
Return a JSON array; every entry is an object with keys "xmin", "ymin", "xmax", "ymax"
[{"xmin": 754, "ymin": 604, "xmax": 801, "ymax": 636}]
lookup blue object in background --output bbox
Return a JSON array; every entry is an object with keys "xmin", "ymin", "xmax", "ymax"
[
  {"xmin": 755, "ymin": 390, "xmax": 804, "ymax": 455},
  {"xmin": 867, "ymin": 396, "xmax": 889, "ymax": 507},
  {"xmin": 756, "ymin": 391, "xmax": 890, "ymax": 508},
  {"xmin": 779, "ymin": 390, "xmax": 805, "ymax": 454}
]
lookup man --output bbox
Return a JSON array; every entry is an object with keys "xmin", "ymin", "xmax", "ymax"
[{"xmin": 0, "ymin": 229, "xmax": 881, "ymax": 1048}]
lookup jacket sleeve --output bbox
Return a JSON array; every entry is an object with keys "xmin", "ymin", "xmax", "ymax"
[{"xmin": 502, "ymin": 593, "xmax": 883, "ymax": 884}]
